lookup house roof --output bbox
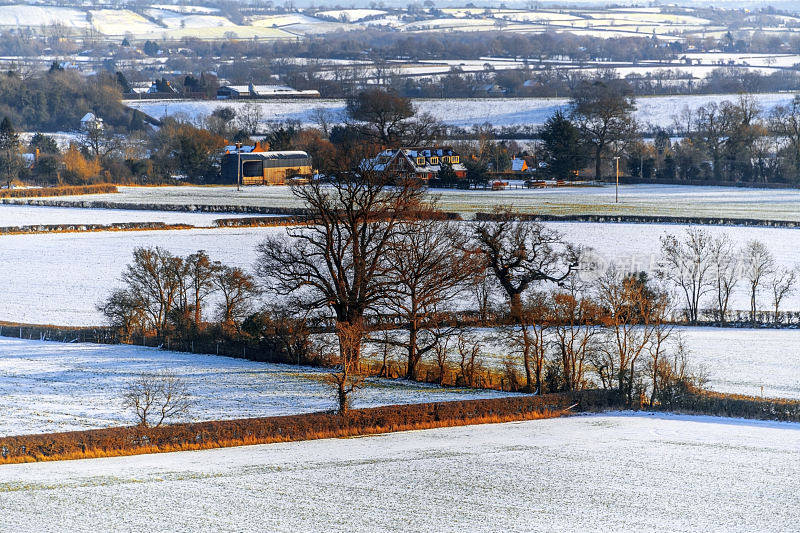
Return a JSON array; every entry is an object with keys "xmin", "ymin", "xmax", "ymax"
[{"xmin": 367, "ymin": 147, "xmax": 466, "ymax": 173}]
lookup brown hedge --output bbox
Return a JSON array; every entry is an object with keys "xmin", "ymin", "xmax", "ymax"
[
  {"xmin": 0, "ymin": 184, "xmax": 118, "ymax": 199},
  {"xmin": 0, "ymin": 390, "xmax": 617, "ymax": 464},
  {"xmin": 665, "ymin": 387, "xmax": 800, "ymax": 422}
]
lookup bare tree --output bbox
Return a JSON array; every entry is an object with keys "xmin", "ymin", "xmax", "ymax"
[
  {"xmin": 455, "ymin": 331, "xmax": 483, "ymax": 387},
  {"xmin": 256, "ymin": 171, "xmax": 425, "ymax": 366},
  {"xmin": 769, "ymin": 267, "xmax": 796, "ymax": 322},
  {"xmin": 122, "ymin": 371, "xmax": 192, "ymax": 428},
  {"xmin": 658, "ymin": 228, "xmax": 715, "ymax": 323},
  {"xmin": 550, "ymin": 282, "xmax": 604, "ymax": 392},
  {"xmin": 505, "ymin": 291, "xmax": 551, "ymax": 393},
  {"xmin": 386, "ymin": 217, "xmax": 481, "ymax": 380},
  {"xmin": 470, "ymin": 269, "xmax": 496, "ymax": 324},
  {"xmin": 742, "ymin": 240, "xmax": 775, "ymax": 322},
  {"xmin": 97, "ymin": 289, "xmax": 146, "ymax": 341},
  {"xmin": 570, "ymin": 79, "xmax": 637, "ymax": 180},
  {"xmin": 213, "ymin": 265, "xmax": 258, "ymax": 330},
  {"xmin": 328, "ymin": 320, "xmax": 366, "ymax": 413},
  {"xmin": 597, "ymin": 270, "xmax": 669, "ymax": 405},
  {"xmin": 474, "ymin": 212, "xmax": 579, "ymax": 317},
  {"xmin": 121, "ymin": 247, "xmax": 185, "ymax": 335},
  {"xmin": 709, "ymin": 233, "xmax": 739, "ymax": 323},
  {"xmin": 311, "ymin": 106, "xmax": 332, "ymax": 138},
  {"xmin": 236, "ymin": 103, "xmax": 263, "ymax": 136},
  {"xmin": 185, "ymin": 251, "xmax": 222, "ymax": 327},
  {"xmin": 432, "ymin": 332, "xmax": 454, "ymax": 385}
]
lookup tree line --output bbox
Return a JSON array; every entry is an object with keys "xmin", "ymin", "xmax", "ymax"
[{"xmin": 102, "ymin": 168, "xmax": 760, "ymax": 412}]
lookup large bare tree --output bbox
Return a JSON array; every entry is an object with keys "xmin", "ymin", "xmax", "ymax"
[
  {"xmin": 255, "ymin": 171, "xmax": 425, "ymax": 410},
  {"xmin": 709, "ymin": 234, "xmax": 739, "ymax": 324},
  {"xmin": 597, "ymin": 270, "xmax": 670, "ymax": 405},
  {"xmin": 474, "ymin": 213, "xmax": 580, "ymax": 317},
  {"xmin": 385, "ymin": 216, "xmax": 481, "ymax": 380},
  {"xmin": 570, "ymin": 79, "xmax": 637, "ymax": 180}
]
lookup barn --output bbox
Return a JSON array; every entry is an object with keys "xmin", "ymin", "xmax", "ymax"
[{"xmin": 221, "ymin": 150, "xmax": 313, "ymax": 185}]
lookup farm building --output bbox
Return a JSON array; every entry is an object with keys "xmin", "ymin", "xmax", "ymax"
[
  {"xmin": 366, "ymin": 147, "xmax": 467, "ymax": 181},
  {"xmin": 221, "ymin": 147, "xmax": 312, "ymax": 185},
  {"xmin": 216, "ymin": 84, "xmax": 320, "ymax": 99}
]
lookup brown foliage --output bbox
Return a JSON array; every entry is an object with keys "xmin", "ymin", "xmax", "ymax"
[
  {"xmin": 0, "ymin": 391, "xmax": 617, "ymax": 464},
  {"xmin": 0, "ymin": 183, "xmax": 117, "ymax": 198}
]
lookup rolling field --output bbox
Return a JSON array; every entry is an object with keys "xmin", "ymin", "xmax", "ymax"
[
  {"xmin": 0, "ymin": 337, "xmax": 515, "ymax": 437},
  {"xmin": 2, "ymin": 413, "xmax": 799, "ymax": 531},
  {"xmin": 5, "ymin": 216, "xmax": 800, "ymax": 325}
]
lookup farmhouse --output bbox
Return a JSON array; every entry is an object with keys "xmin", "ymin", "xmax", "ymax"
[
  {"xmin": 221, "ymin": 144, "xmax": 313, "ymax": 185},
  {"xmin": 367, "ymin": 147, "xmax": 467, "ymax": 180},
  {"xmin": 216, "ymin": 83, "xmax": 320, "ymax": 99}
]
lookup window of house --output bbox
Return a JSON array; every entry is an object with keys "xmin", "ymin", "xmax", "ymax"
[
  {"xmin": 416, "ymin": 157, "xmax": 425, "ymax": 165},
  {"xmin": 429, "ymin": 157, "xmax": 438, "ymax": 165},
  {"xmin": 441, "ymin": 156, "xmax": 449, "ymax": 163},
  {"xmin": 451, "ymin": 156, "xmax": 459, "ymax": 164}
]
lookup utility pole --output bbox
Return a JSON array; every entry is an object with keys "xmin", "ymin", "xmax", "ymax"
[
  {"xmin": 614, "ymin": 156, "xmax": 620, "ymax": 203},
  {"xmin": 236, "ymin": 142, "xmax": 242, "ymax": 192}
]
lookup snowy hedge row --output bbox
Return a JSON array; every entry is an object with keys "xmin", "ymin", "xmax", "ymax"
[
  {"xmin": 0, "ymin": 221, "xmax": 191, "ymax": 235},
  {"xmin": 475, "ymin": 212, "xmax": 800, "ymax": 228},
  {"xmin": 15, "ymin": 199, "xmax": 312, "ymax": 215},
  {"xmin": 0, "ymin": 390, "xmax": 617, "ymax": 463}
]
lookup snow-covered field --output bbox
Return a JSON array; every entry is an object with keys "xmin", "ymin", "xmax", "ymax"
[
  {"xmin": 0, "ymin": 204, "xmax": 255, "ymax": 228},
  {"xmin": 42, "ymin": 183, "xmax": 800, "ymax": 221},
  {"xmin": 674, "ymin": 327, "xmax": 800, "ymax": 399},
  {"xmin": 3, "ymin": 413, "xmax": 799, "ymax": 531},
  {"xmin": 0, "ymin": 227, "xmax": 271, "ymax": 325},
  {"xmin": 0, "ymin": 337, "xmax": 514, "ymax": 437},
  {"xmin": 8, "ymin": 216, "xmax": 800, "ymax": 324},
  {"xmin": 126, "ymin": 93, "xmax": 796, "ymax": 129}
]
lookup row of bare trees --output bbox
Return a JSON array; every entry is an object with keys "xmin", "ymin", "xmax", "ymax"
[
  {"xmin": 249, "ymin": 169, "xmax": 707, "ymax": 410},
  {"xmin": 103, "ymin": 176, "xmax": 772, "ymax": 412},
  {"xmin": 659, "ymin": 228, "xmax": 796, "ymax": 324},
  {"xmin": 99, "ymin": 248, "xmax": 258, "ymax": 339}
]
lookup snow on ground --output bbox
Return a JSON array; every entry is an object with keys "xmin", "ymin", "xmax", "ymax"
[
  {"xmin": 674, "ymin": 327, "xmax": 800, "ymax": 399},
  {"xmin": 0, "ymin": 5, "xmax": 88, "ymax": 28},
  {"xmin": 0, "ymin": 337, "xmax": 515, "ymax": 437},
  {"xmin": 0, "ymin": 227, "xmax": 272, "ymax": 325},
  {"xmin": 314, "ymin": 8, "xmax": 387, "ymax": 21},
  {"xmin": 2, "ymin": 412, "xmax": 800, "ymax": 531},
  {"xmin": 8, "ymin": 215, "xmax": 800, "ymax": 324},
  {"xmin": 126, "ymin": 93, "xmax": 796, "ymax": 130},
  {"xmin": 0, "ymin": 204, "xmax": 257, "ymax": 227}
]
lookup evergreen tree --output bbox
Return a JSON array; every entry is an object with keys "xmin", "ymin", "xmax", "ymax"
[
  {"xmin": 0, "ymin": 117, "xmax": 21, "ymax": 184},
  {"xmin": 539, "ymin": 110, "xmax": 589, "ymax": 180},
  {"xmin": 436, "ymin": 159, "xmax": 457, "ymax": 185}
]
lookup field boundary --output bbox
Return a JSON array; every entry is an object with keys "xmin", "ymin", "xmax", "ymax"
[
  {"xmin": 0, "ymin": 391, "xmax": 616, "ymax": 464},
  {"xmin": 0, "ymin": 184, "xmax": 118, "ymax": 199},
  {"xmin": 475, "ymin": 212, "xmax": 800, "ymax": 228},
  {"xmin": 9, "ymin": 198, "xmax": 313, "ymax": 215}
]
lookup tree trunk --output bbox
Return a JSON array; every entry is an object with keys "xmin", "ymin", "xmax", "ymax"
[
  {"xmin": 521, "ymin": 326, "xmax": 534, "ymax": 393},
  {"xmin": 406, "ymin": 322, "xmax": 420, "ymax": 380},
  {"xmin": 595, "ymin": 146, "xmax": 603, "ymax": 181}
]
